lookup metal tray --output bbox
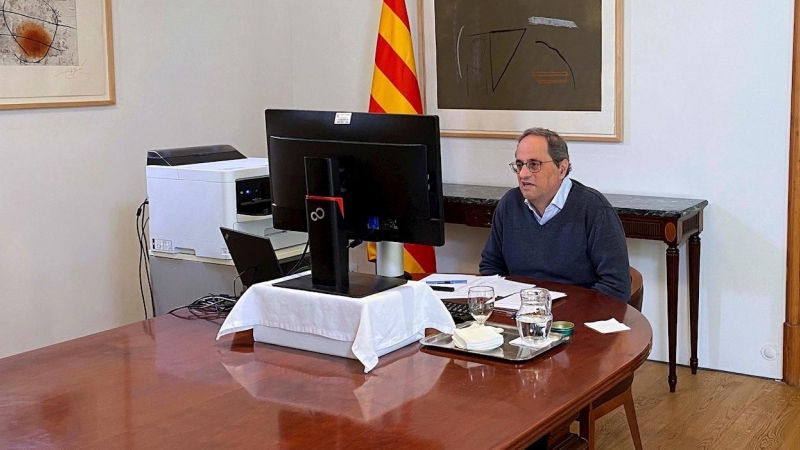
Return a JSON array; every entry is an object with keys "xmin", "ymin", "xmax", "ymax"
[{"xmin": 420, "ymin": 321, "xmax": 569, "ymax": 362}]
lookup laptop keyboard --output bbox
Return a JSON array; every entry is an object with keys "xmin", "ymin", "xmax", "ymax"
[{"xmin": 443, "ymin": 300, "xmax": 472, "ymax": 323}]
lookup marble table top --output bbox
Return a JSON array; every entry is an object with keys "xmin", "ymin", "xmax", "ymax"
[{"xmin": 442, "ymin": 183, "xmax": 708, "ymax": 219}]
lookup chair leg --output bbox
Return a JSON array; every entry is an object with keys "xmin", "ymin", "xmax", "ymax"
[
  {"xmin": 621, "ymin": 388, "xmax": 643, "ymax": 450},
  {"xmin": 578, "ymin": 406, "xmax": 595, "ymax": 450}
]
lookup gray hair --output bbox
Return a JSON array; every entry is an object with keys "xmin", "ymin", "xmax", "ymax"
[{"xmin": 517, "ymin": 128, "xmax": 572, "ymax": 175}]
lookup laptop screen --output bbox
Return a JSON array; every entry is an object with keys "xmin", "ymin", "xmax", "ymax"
[{"xmin": 220, "ymin": 227, "xmax": 283, "ymax": 289}]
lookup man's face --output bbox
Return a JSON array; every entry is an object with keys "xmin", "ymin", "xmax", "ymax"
[{"xmin": 514, "ymin": 135, "xmax": 568, "ymax": 209}]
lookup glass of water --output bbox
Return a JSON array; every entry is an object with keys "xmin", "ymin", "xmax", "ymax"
[
  {"xmin": 516, "ymin": 288, "xmax": 552, "ymax": 343},
  {"xmin": 468, "ymin": 286, "xmax": 495, "ymax": 326}
]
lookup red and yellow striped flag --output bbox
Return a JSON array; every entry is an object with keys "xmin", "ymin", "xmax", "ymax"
[{"xmin": 367, "ymin": 0, "xmax": 436, "ymax": 274}]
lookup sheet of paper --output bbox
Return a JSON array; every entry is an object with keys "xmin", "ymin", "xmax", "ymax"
[
  {"xmin": 419, "ymin": 274, "xmax": 480, "ymax": 299},
  {"xmin": 494, "ymin": 290, "xmax": 567, "ymax": 311},
  {"xmin": 471, "ymin": 277, "xmax": 535, "ymax": 298},
  {"xmin": 420, "ymin": 274, "xmax": 565, "ymax": 304},
  {"xmin": 421, "ymin": 275, "xmax": 534, "ymax": 300}
]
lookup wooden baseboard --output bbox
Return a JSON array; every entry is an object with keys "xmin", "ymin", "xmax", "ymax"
[{"xmin": 784, "ymin": 323, "xmax": 800, "ymax": 386}]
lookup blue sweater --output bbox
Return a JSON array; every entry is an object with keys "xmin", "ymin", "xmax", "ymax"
[{"xmin": 479, "ymin": 180, "xmax": 631, "ymax": 301}]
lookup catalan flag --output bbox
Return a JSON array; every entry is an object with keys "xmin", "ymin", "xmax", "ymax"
[{"xmin": 367, "ymin": 0, "xmax": 436, "ymax": 274}]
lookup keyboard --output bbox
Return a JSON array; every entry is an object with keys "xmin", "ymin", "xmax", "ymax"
[{"xmin": 442, "ymin": 300, "xmax": 472, "ymax": 323}]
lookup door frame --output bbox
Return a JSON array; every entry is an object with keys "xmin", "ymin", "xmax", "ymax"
[{"xmin": 784, "ymin": 0, "xmax": 800, "ymax": 386}]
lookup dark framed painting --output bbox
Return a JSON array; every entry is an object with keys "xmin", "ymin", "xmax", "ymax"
[{"xmin": 418, "ymin": 0, "xmax": 623, "ymax": 141}]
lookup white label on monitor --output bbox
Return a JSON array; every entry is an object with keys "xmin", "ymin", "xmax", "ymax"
[{"xmin": 334, "ymin": 112, "xmax": 352, "ymax": 125}]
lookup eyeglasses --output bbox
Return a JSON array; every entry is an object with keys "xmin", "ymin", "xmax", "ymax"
[{"xmin": 508, "ymin": 160, "xmax": 555, "ymax": 174}]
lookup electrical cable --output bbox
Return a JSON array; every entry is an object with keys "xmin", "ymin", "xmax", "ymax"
[
  {"xmin": 232, "ymin": 266, "xmax": 255, "ymax": 299},
  {"xmin": 142, "ymin": 213, "xmax": 154, "ymax": 315},
  {"xmin": 286, "ymin": 240, "xmax": 310, "ymax": 275},
  {"xmin": 142, "ymin": 207, "xmax": 155, "ymax": 306},
  {"xmin": 169, "ymin": 266, "xmax": 258, "ymax": 320},
  {"xmin": 140, "ymin": 202, "xmax": 153, "ymax": 297},
  {"xmin": 137, "ymin": 226, "xmax": 147, "ymax": 318},
  {"xmin": 292, "ymin": 265, "xmax": 310, "ymax": 273},
  {"xmin": 281, "ymin": 238, "xmax": 358, "ymax": 277},
  {"xmin": 136, "ymin": 198, "xmax": 150, "ymax": 319},
  {"xmin": 167, "ymin": 294, "xmax": 238, "ymax": 319}
]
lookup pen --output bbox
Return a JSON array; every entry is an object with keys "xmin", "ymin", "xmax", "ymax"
[{"xmin": 425, "ymin": 280, "xmax": 468, "ymax": 285}]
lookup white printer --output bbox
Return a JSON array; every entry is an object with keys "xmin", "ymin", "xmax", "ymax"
[{"xmin": 146, "ymin": 145, "xmax": 307, "ymax": 260}]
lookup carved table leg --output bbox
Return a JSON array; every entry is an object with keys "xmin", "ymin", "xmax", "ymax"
[
  {"xmin": 667, "ymin": 245, "xmax": 680, "ymax": 392},
  {"xmin": 688, "ymin": 233, "xmax": 701, "ymax": 374}
]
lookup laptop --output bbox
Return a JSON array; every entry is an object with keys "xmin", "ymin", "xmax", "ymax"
[{"xmin": 220, "ymin": 227, "xmax": 284, "ymax": 289}]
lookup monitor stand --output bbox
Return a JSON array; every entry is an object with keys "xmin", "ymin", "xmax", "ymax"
[{"xmin": 273, "ymin": 156, "xmax": 407, "ymax": 298}]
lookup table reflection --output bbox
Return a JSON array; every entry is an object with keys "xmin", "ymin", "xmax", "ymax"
[{"xmin": 220, "ymin": 344, "xmax": 448, "ymax": 422}]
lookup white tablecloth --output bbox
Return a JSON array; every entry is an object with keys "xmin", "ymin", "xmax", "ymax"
[{"xmin": 217, "ymin": 272, "xmax": 455, "ymax": 372}]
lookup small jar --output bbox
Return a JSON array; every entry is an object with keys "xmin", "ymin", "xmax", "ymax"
[{"xmin": 551, "ymin": 321, "xmax": 575, "ymax": 338}]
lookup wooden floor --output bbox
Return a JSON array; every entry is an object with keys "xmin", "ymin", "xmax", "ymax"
[{"xmin": 589, "ymin": 361, "xmax": 800, "ymax": 449}]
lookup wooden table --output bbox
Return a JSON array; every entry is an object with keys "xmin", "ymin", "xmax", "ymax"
[
  {"xmin": 443, "ymin": 183, "xmax": 706, "ymax": 393},
  {"xmin": 0, "ymin": 280, "xmax": 651, "ymax": 449}
]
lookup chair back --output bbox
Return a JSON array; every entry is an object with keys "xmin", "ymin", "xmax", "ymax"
[{"xmin": 629, "ymin": 267, "xmax": 644, "ymax": 312}]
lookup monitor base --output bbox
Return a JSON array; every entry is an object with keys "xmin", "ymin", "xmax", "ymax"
[{"xmin": 274, "ymin": 272, "xmax": 407, "ymax": 298}]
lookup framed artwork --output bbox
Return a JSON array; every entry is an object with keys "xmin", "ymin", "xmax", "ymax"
[
  {"xmin": 417, "ymin": 0, "xmax": 623, "ymax": 141},
  {"xmin": 0, "ymin": 0, "xmax": 115, "ymax": 110}
]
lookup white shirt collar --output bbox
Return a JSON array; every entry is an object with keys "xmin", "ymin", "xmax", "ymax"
[{"xmin": 524, "ymin": 177, "xmax": 572, "ymax": 225}]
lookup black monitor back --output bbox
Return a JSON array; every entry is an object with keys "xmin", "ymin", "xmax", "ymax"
[{"xmin": 265, "ymin": 109, "xmax": 444, "ymax": 247}]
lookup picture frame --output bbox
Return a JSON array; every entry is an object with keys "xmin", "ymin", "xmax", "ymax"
[
  {"xmin": 0, "ymin": 0, "xmax": 115, "ymax": 110},
  {"xmin": 417, "ymin": 0, "xmax": 623, "ymax": 142}
]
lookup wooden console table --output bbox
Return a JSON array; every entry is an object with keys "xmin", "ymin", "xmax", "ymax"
[{"xmin": 442, "ymin": 183, "xmax": 708, "ymax": 393}]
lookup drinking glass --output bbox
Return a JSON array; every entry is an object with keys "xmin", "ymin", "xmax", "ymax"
[
  {"xmin": 516, "ymin": 288, "xmax": 552, "ymax": 343},
  {"xmin": 468, "ymin": 286, "xmax": 495, "ymax": 326}
]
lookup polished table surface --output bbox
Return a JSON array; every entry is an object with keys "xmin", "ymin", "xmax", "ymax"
[
  {"xmin": 443, "ymin": 183, "xmax": 706, "ymax": 393},
  {"xmin": 0, "ymin": 279, "xmax": 652, "ymax": 449}
]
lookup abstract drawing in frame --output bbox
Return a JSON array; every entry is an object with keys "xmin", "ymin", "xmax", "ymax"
[
  {"xmin": 0, "ymin": 0, "xmax": 115, "ymax": 109},
  {"xmin": 418, "ymin": 0, "xmax": 623, "ymax": 141}
]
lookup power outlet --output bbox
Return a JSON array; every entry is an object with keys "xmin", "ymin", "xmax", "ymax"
[
  {"xmin": 349, "ymin": 262, "xmax": 359, "ymax": 273},
  {"xmin": 152, "ymin": 239, "xmax": 173, "ymax": 251}
]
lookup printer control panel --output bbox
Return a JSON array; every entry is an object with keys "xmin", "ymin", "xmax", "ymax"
[{"xmin": 236, "ymin": 176, "xmax": 272, "ymax": 216}]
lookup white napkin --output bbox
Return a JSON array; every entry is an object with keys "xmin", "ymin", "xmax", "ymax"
[
  {"xmin": 452, "ymin": 323, "xmax": 504, "ymax": 351},
  {"xmin": 509, "ymin": 336, "xmax": 559, "ymax": 349},
  {"xmin": 584, "ymin": 318, "xmax": 630, "ymax": 334}
]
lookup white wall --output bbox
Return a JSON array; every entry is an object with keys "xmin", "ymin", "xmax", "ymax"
[
  {"xmin": 0, "ymin": 1, "xmax": 792, "ymax": 380},
  {"xmin": 294, "ymin": 1, "xmax": 792, "ymax": 379},
  {"xmin": 0, "ymin": 1, "xmax": 293, "ymax": 358}
]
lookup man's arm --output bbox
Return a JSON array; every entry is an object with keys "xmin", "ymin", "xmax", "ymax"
[
  {"xmin": 587, "ymin": 208, "xmax": 631, "ymax": 302},
  {"xmin": 479, "ymin": 205, "xmax": 509, "ymax": 276}
]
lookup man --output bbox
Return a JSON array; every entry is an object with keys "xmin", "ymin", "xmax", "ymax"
[{"xmin": 479, "ymin": 128, "xmax": 631, "ymax": 301}]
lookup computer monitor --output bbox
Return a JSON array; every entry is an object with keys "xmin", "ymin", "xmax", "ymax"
[{"xmin": 265, "ymin": 109, "xmax": 444, "ymax": 297}]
